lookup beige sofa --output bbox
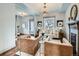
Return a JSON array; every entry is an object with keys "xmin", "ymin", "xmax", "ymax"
[
  {"xmin": 44, "ymin": 38, "xmax": 73, "ymax": 56},
  {"xmin": 16, "ymin": 35, "xmax": 41, "ymax": 55}
]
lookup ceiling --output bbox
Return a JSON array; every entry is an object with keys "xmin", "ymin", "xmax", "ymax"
[{"xmin": 16, "ymin": 3, "xmax": 70, "ymax": 16}]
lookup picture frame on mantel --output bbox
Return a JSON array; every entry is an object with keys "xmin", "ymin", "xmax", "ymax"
[{"xmin": 57, "ymin": 20, "xmax": 63, "ymax": 27}]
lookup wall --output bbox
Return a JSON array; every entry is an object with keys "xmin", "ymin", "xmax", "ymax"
[
  {"xmin": 64, "ymin": 3, "xmax": 79, "ymax": 40},
  {"xmin": 16, "ymin": 12, "xmax": 65, "ymax": 35},
  {"xmin": 0, "ymin": 4, "xmax": 15, "ymax": 53},
  {"xmin": 36, "ymin": 12, "xmax": 65, "ymax": 22},
  {"xmin": 35, "ymin": 12, "xmax": 65, "ymax": 30}
]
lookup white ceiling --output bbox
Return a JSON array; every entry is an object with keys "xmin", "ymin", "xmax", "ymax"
[
  {"xmin": 16, "ymin": 3, "xmax": 70, "ymax": 16},
  {"xmin": 24, "ymin": 3, "xmax": 63, "ymax": 13}
]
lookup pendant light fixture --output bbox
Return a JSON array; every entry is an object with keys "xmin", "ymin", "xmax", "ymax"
[{"xmin": 43, "ymin": 3, "xmax": 48, "ymax": 16}]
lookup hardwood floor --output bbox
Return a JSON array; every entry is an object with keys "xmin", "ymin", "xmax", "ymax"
[{"xmin": 0, "ymin": 47, "xmax": 17, "ymax": 56}]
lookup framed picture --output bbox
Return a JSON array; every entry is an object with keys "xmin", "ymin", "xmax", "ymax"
[
  {"xmin": 37, "ymin": 21, "xmax": 42, "ymax": 27},
  {"xmin": 57, "ymin": 20, "xmax": 63, "ymax": 27}
]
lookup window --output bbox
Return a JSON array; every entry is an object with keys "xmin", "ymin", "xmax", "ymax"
[
  {"xmin": 29, "ymin": 19, "xmax": 35, "ymax": 35},
  {"xmin": 43, "ymin": 16, "xmax": 55, "ymax": 30}
]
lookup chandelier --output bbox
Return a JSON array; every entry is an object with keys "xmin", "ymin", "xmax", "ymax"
[{"xmin": 43, "ymin": 3, "xmax": 48, "ymax": 15}]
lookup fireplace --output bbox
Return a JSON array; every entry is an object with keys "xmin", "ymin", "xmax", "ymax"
[
  {"xmin": 68, "ymin": 22, "xmax": 78, "ymax": 56},
  {"xmin": 71, "ymin": 33, "xmax": 76, "ymax": 55}
]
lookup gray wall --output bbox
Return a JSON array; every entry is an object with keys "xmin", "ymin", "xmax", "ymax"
[{"xmin": 0, "ymin": 4, "xmax": 15, "ymax": 53}]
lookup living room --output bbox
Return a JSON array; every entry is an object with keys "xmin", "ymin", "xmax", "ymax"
[{"xmin": 0, "ymin": 3, "xmax": 79, "ymax": 56}]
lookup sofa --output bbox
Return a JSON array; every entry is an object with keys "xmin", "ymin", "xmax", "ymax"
[
  {"xmin": 44, "ymin": 38, "xmax": 73, "ymax": 56},
  {"xmin": 16, "ymin": 35, "xmax": 41, "ymax": 55}
]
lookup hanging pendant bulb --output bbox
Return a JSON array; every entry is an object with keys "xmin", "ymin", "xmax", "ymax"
[
  {"xmin": 44, "ymin": 3, "xmax": 46, "ymax": 5},
  {"xmin": 43, "ymin": 3, "xmax": 48, "ymax": 16},
  {"xmin": 44, "ymin": 5, "xmax": 46, "ymax": 8}
]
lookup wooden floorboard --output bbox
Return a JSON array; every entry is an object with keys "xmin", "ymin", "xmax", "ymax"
[{"xmin": 0, "ymin": 47, "xmax": 17, "ymax": 56}]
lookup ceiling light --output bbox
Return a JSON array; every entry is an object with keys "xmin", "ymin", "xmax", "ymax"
[
  {"xmin": 19, "ymin": 12, "xmax": 27, "ymax": 16},
  {"xmin": 43, "ymin": 3, "xmax": 48, "ymax": 16},
  {"xmin": 43, "ymin": 11, "xmax": 47, "ymax": 14},
  {"xmin": 44, "ymin": 5, "xmax": 46, "ymax": 8},
  {"xmin": 44, "ymin": 3, "xmax": 46, "ymax": 5}
]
